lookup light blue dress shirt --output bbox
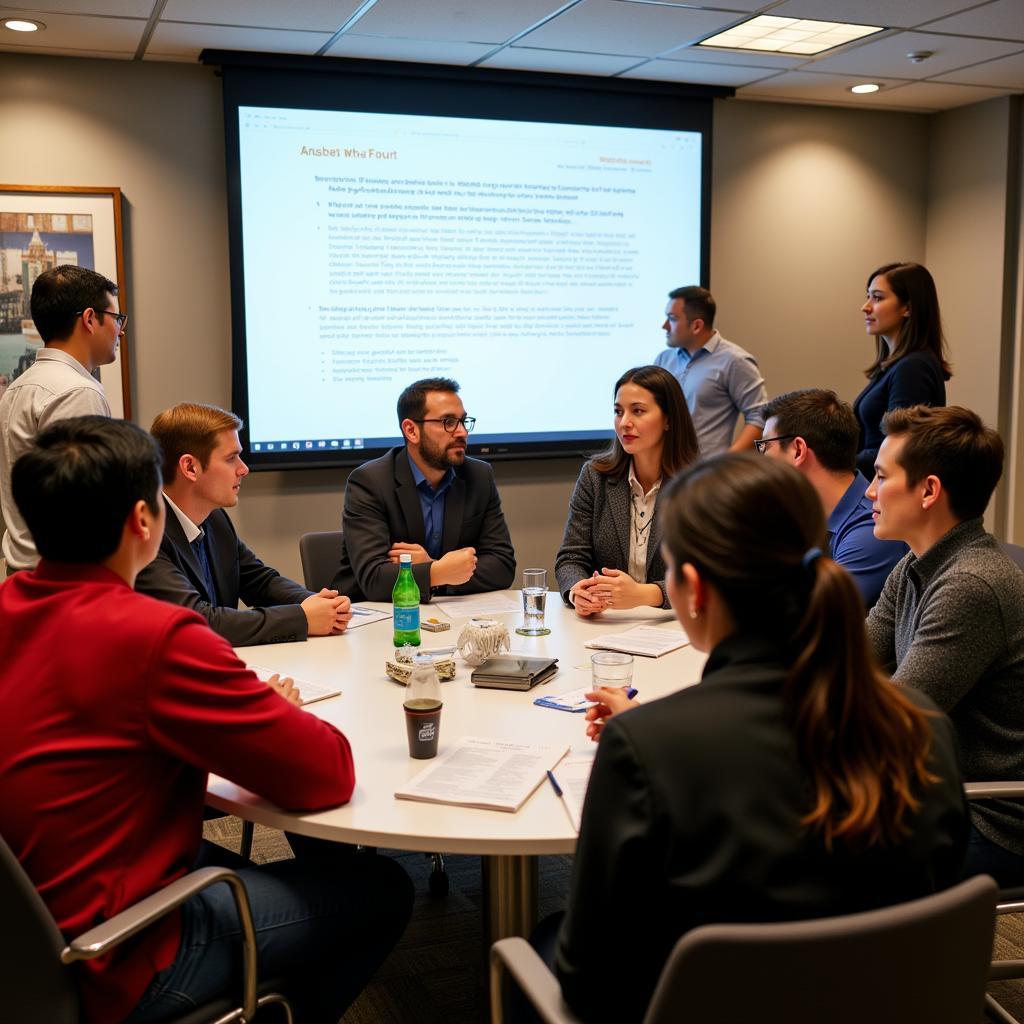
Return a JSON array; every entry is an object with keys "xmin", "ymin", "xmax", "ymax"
[{"xmin": 653, "ymin": 331, "xmax": 767, "ymax": 456}]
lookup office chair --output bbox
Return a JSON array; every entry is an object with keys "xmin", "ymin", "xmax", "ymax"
[
  {"xmin": 0, "ymin": 834, "xmax": 292, "ymax": 1024},
  {"xmin": 491, "ymin": 875, "xmax": 997, "ymax": 1024},
  {"xmin": 299, "ymin": 530, "xmax": 344, "ymax": 593},
  {"xmin": 965, "ymin": 782, "xmax": 1024, "ymax": 1022}
]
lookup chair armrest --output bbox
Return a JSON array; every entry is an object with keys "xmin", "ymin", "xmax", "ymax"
[
  {"xmin": 490, "ymin": 937, "xmax": 582, "ymax": 1024},
  {"xmin": 965, "ymin": 782, "xmax": 1024, "ymax": 800},
  {"xmin": 61, "ymin": 866, "xmax": 258, "ymax": 1019}
]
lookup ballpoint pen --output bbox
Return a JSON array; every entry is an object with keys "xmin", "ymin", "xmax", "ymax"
[{"xmin": 546, "ymin": 769, "xmax": 563, "ymax": 797}]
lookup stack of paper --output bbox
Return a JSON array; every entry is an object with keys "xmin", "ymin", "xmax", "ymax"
[
  {"xmin": 395, "ymin": 736, "xmax": 568, "ymax": 812},
  {"xmin": 584, "ymin": 625, "xmax": 689, "ymax": 658}
]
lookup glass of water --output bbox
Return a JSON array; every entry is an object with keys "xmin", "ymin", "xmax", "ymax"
[{"xmin": 516, "ymin": 567, "xmax": 551, "ymax": 637}]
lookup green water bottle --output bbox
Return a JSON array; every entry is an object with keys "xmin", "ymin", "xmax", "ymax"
[{"xmin": 392, "ymin": 552, "xmax": 421, "ymax": 647}]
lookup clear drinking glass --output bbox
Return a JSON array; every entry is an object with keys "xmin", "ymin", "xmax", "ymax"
[{"xmin": 515, "ymin": 567, "xmax": 551, "ymax": 637}]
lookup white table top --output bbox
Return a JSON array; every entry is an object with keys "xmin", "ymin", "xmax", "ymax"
[{"xmin": 207, "ymin": 593, "xmax": 706, "ymax": 855}]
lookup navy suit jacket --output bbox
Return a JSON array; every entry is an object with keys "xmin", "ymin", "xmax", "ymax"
[
  {"xmin": 331, "ymin": 446, "xmax": 516, "ymax": 602},
  {"xmin": 135, "ymin": 506, "xmax": 312, "ymax": 646}
]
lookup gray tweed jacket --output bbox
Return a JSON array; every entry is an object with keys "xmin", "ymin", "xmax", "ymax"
[{"xmin": 554, "ymin": 461, "xmax": 670, "ymax": 608}]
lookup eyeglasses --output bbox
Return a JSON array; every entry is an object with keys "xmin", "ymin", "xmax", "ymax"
[
  {"xmin": 76, "ymin": 308, "xmax": 128, "ymax": 332},
  {"xmin": 754, "ymin": 434, "xmax": 797, "ymax": 455},
  {"xmin": 412, "ymin": 415, "xmax": 476, "ymax": 434}
]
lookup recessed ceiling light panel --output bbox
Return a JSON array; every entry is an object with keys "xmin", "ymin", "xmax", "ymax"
[
  {"xmin": 849, "ymin": 83, "xmax": 881, "ymax": 94},
  {"xmin": 698, "ymin": 15, "xmax": 882, "ymax": 56},
  {"xmin": 3, "ymin": 18, "xmax": 44, "ymax": 32}
]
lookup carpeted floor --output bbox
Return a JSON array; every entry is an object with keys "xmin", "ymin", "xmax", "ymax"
[
  {"xmin": 202, "ymin": 817, "xmax": 572, "ymax": 1023},
  {"xmin": 204, "ymin": 817, "xmax": 1024, "ymax": 1023}
]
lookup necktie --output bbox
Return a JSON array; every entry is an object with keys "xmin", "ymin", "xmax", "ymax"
[{"xmin": 191, "ymin": 532, "xmax": 218, "ymax": 603}]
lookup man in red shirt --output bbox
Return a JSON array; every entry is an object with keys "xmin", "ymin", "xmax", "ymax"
[{"xmin": 0, "ymin": 415, "xmax": 412, "ymax": 1023}]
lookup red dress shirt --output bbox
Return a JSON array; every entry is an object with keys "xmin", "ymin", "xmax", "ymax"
[{"xmin": 0, "ymin": 562, "xmax": 355, "ymax": 1022}]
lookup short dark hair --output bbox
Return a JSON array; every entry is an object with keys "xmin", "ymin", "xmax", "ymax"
[
  {"xmin": 882, "ymin": 405, "xmax": 1003, "ymax": 521},
  {"xmin": 150, "ymin": 403, "xmax": 243, "ymax": 483},
  {"xmin": 30, "ymin": 265, "xmax": 118, "ymax": 343},
  {"xmin": 12, "ymin": 416, "xmax": 162, "ymax": 563},
  {"xmin": 396, "ymin": 377, "xmax": 460, "ymax": 429},
  {"xmin": 762, "ymin": 389, "xmax": 858, "ymax": 474},
  {"xmin": 593, "ymin": 365, "xmax": 699, "ymax": 480},
  {"xmin": 668, "ymin": 285, "xmax": 716, "ymax": 329}
]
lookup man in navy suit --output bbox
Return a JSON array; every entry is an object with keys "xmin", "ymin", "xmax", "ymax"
[
  {"xmin": 136, "ymin": 402, "xmax": 351, "ymax": 645},
  {"xmin": 332, "ymin": 377, "xmax": 516, "ymax": 602}
]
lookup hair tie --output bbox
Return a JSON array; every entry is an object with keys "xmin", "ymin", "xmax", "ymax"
[{"xmin": 801, "ymin": 547, "xmax": 824, "ymax": 572}]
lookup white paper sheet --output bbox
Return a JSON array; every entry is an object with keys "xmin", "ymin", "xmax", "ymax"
[
  {"xmin": 550, "ymin": 749, "xmax": 597, "ymax": 832},
  {"xmin": 395, "ymin": 736, "xmax": 568, "ymax": 812},
  {"xmin": 431, "ymin": 593, "xmax": 520, "ymax": 619},
  {"xmin": 248, "ymin": 665, "xmax": 342, "ymax": 706},
  {"xmin": 345, "ymin": 605, "xmax": 392, "ymax": 628},
  {"xmin": 584, "ymin": 625, "xmax": 689, "ymax": 658}
]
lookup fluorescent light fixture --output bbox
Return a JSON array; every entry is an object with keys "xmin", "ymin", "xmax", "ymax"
[
  {"xmin": 699, "ymin": 15, "xmax": 882, "ymax": 56},
  {"xmin": 849, "ymin": 82, "xmax": 881, "ymax": 94},
  {"xmin": 3, "ymin": 18, "xmax": 44, "ymax": 32}
]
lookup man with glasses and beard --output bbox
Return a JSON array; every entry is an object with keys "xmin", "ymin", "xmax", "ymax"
[{"xmin": 332, "ymin": 377, "xmax": 516, "ymax": 601}]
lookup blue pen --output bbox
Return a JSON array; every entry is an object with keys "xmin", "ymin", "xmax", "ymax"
[
  {"xmin": 546, "ymin": 769, "xmax": 563, "ymax": 798},
  {"xmin": 625, "ymin": 687, "xmax": 638, "ymax": 700}
]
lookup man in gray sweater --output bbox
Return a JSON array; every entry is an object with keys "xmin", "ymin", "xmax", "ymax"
[{"xmin": 866, "ymin": 404, "xmax": 1024, "ymax": 885}]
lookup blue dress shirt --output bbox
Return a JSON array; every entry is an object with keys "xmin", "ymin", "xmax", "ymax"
[
  {"xmin": 407, "ymin": 451, "xmax": 455, "ymax": 560},
  {"xmin": 653, "ymin": 331, "xmax": 767, "ymax": 456},
  {"xmin": 828, "ymin": 471, "xmax": 907, "ymax": 609}
]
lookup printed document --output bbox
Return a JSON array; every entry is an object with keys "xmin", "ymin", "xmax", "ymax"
[{"xmin": 584, "ymin": 625, "xmax": 689, "ymax": 658}]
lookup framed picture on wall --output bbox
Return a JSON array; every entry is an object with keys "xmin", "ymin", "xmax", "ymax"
[{"xmin": 0, "ymin": 185, "xmax": 131, "ymax": 419}]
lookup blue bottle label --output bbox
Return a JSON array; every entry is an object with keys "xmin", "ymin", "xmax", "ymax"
[{"xmin": 394, "ymin": 606, "xmax": 419, "ymax": 631}]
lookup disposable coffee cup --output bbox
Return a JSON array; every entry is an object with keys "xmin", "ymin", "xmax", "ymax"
[
  {"xmin": 590, "ymin": 651, "xmax": 634, "ymax": 689},
  {"xmin": 404, "ymin": 698, "xmax": 442, "ymax": 759}
]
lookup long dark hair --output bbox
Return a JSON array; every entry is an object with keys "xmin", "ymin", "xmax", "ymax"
[
  {"xmin": 661, "ymin": 454, "xmax": 937, "ymax": 848},
  {"xmin": 864, "ymin": 262, "xmax": 952, "ymax": 380},
  {"xmin": 592, "ymin": 365, "xmax": 699, "ymax": 480}
]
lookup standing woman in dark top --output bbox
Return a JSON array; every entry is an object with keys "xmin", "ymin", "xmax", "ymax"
[
  {"xmin": 854, "ymin": 262, "xmax": 951, "ymax": 478},
  {"xmin": 553, "ymin": 456, "xmax": 967, "ymax": 1023}
]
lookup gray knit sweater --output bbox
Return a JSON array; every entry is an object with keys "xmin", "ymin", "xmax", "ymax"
[{"xmin": 866, "ymin": 518, "xmax": 1024, "ymax": 854}]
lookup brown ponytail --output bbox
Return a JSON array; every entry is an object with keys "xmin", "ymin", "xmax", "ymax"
[
  {"xmin": 789, "ymin": 556, "xmax": 936, "ymax": 847},
  {"xmin": 661, "ymin": 454, "xmax": 937, "ymax": 849}
]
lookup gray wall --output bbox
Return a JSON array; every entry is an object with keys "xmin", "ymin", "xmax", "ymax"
[{"xmin": 3, "ymin": 53, "xmax": 1013, "ymax": 579}]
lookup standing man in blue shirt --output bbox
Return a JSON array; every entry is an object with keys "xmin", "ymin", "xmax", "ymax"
[
  {"xmin": 758, "ymin": 388, "xmax": 906, "ymax": 608},
  {"xmin": 332, "ymin": 377, "xmax": 516, "ymax": 602},
  {"xmin": 653, "ymin": 286, "xmax": 767, "ymax": 455}
]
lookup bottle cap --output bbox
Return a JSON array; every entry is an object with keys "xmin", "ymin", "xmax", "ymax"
[{"xmin": 400, "ymin": 553, "xmax": 412, "ymax": 564}]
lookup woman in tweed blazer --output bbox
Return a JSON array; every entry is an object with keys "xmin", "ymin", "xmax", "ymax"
[{"xmin": 555, "ymin": 365, "xmax": 699, "ymax": 614}]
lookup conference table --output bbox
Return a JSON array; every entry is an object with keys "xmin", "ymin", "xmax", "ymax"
[{"xmin": 207, "ymin": 592, "xmax": 707, "ymax": 946}]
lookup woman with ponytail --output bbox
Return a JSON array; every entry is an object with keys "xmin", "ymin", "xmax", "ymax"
[{"xmin": 554, "ymin": 455, "xmax": 968, "ymax": 1024}]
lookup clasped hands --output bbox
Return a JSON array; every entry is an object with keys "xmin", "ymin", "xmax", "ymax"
[
  {"xmin": 388, "ymin": 541, "xmax": 478, "ymax": 587},
  {"xmin": 300, "ymin": 589, "xmax": 352, "ymax": 636},
  {"xmin": 570, "ymin": 568, "xmax": 643, "ymax": 616}
]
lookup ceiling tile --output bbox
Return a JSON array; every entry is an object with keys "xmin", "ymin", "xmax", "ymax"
[
  {"xmin": 0, "ymin": 40, "xmax": 133, "ymax": 57},
  {"xmin": 662, "ymin": 45, "xmax": 808, "ymax": 68},
  {"xmin": 931, "ymin": 48, "xmax": 1024, "ymax": 87},
  {"xmin": 767, "ymin": 0, "xmax": 980, "ymax": 31},
  {"xmin": 739, "ymin": 69, "xmax": 914, "ymax": 104},
  {"xmin": 146, "ymin": 22, "xmax": 331, "ymax": 59},
  {"xmin": 809, "ymin": 29, "xmax": 1023, "ymax": 76},
  {"xmin": 0, "ymin": 11, "xmax": 142, "ymax": 52},
  {"xmin": 323, "ymin": 32, "xmax": 496, "ymax": 64},
  {"xmin": 0, "ymin": 1, "xmax": 150, "ymax": 14},
  {"xmin": 622, "ymin": 57, "xmax": 779, "ymax": 85},
  {"xmin": 852, "ymin": 78, "xmax": 1014, "ymax": 107},
  {"xmin": 516, "ymin": 0, "xmax": 743, "ymax": 58},
  {"xmin": 479, "ymin": 45, "xmax": 640, "ymax": 74},
  {"xmin": 918, "ymin": 0, "xmax": 1024, "ymax": 41},
  {"xmin": 613, "ymin": 0, "xmax": 780, "ymax": 10},
  {"xmin": 160, "ymin": 0, "xmax": 364, "ymax": 33},
  {"xmin": 353, "ymin": 0, "xmax": 569, "ymax": 45}
]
